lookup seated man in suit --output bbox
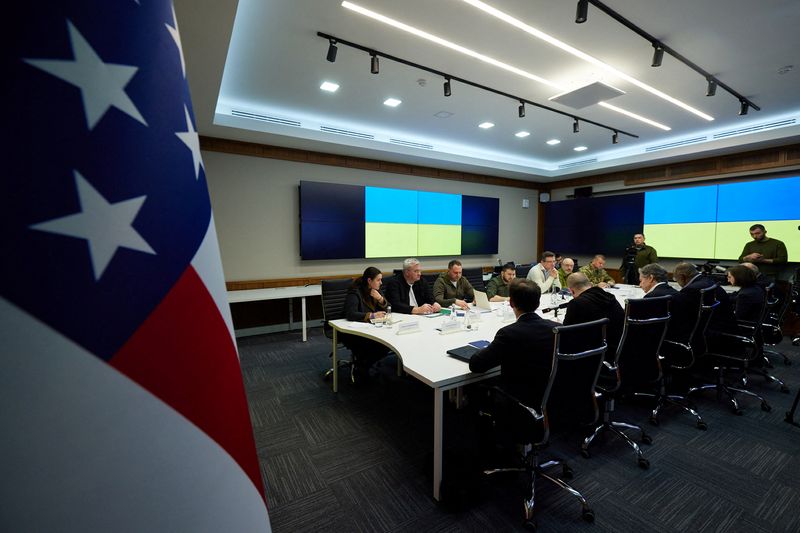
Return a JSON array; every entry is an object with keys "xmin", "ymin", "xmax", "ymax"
[
  {"xmin": 639, "ymin": 263, "xmax": 677, "ymax": 298},
  {"xmin": 740, "ymin": 262, "xmax": 771, "ymax": 290},
  {"xmin": 384, "ymin": 258, "xmax": 442, "ymax": 315},
  {"xmin": 470, "ymin": 279, "xmax": 559, "ymax": 406},
  {"xmin": 564, "ymin": 272, "xmax": 624, "ymax": 359},
  {"xmin": 579, "ymin": 254, "xmax": 615, "ymax": 288},
  {"xmin": 433, "ymin": 259, "xmax": 474, "ymax": 310},
  {"xmin": 670, "ymin": 262, "xmax": 735, "ymax": 343},
  {"xmin": 527, "ymin": 251, "xmax": 562, "ymax": 294},
  {"xmin": 485, "ymin": 262, "xmax": 515, "ymax": 302}
]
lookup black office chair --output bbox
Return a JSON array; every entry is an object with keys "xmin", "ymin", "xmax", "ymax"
[
  {"xmin": 690, "ymin": 287, "xmax": 773, "ymax": 414},
  {"xmin": 515, "ymin": 264, "xmax": 532, "ymax": 279},
  {"xmin": 582, "ymin": 298, "xmax": 670, "ymax": 469},
  {"xmin": 645, "ymin": 287, "xmax": 717, "ymax": 429},
  {"xmin": 462, "ymin": 267, "xmax": 485, "ymax": 292},
  {"xmin": 321, "ymin": 278, "xmax": 355, "ymax": 383},
  {"xmin": 482, "ymin": 318, "xmax": 608, "ymax": 530},
  {"xmin": 762, "ymin": 283, "xmax": 792, "ymax": 366},
  {"xmin": 422, "ymin": 272, "xmax": 439, "ymax": 294}
]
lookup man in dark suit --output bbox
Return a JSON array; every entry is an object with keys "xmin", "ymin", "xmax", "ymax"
[
  {"xmin": 640, "ymin": 263, "xmax": 678, "ymax": 298},
  {"xmin": 384, "ymin": 258, "xmax": 442, "ymax": 315},
  {"xmin": 564, "ymin": 272, "xmax": 625, "ymax": 360},
  {"xmin": 670, "ymin": 262, "xmax": 735, "ymax": 343},
  {"xmin": 470, "ymin": 279, "xmax": 559, "ymax": 406}
]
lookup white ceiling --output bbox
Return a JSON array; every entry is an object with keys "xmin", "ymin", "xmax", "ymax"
[{"xmin": 176, "ymin": 0, "xmax": 800, "ymax": 183}]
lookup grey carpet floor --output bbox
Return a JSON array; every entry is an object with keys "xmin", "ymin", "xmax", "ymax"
[{"xmin": 238, "ymin": 329, "xmax": 800, "ymax": 532}]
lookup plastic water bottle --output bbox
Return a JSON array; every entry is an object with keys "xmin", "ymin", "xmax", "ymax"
[{"xmin": 385, "ymin": 305, "xmax": 392, "ymax": 325}]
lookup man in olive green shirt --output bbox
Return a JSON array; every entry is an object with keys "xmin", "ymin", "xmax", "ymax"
[
  {"xmin": 558, "ymin": 257, "xmax": 575, "ymax": 287},
  {"xmin": 739, "ymin": 224, "xmax": 788, "ymax": 279},
  {"xmin": 485, "ymin": 262, "xmax": 515, "ymax": 301},
  {"xmin": 433, "ymin": 259, "xmax": 474, "ymax": 310},
  {"xmin": 633, "ymin": 234, "xmax": 658, "ymax": 269},
  {"xmin": 579, "ymin": 255, "xmax": 615, "ymax": 288}
]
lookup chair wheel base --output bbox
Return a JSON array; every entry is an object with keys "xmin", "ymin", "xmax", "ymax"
[
  {"xmin": 641, "ymin": 434, "xmax": 653, "ymax": 445},
  {"xmin": 697, "ymin": 421, "xmax": 708, "ymax": 430},
  {"xmin": 762, "ymin": 402, "xmax": 772, "ymax": 412},
  {"xmin": 562, "ymin": 465, "xmax": 574, "ymax": 479},
  {"xmin": 648, "ymin": 416, "xmax": 659, "ymax": 426},
  {"xmin": 580, "ymin": 449, "xmax": 590, "ymax": 459},
  {"xmin": 582, "ymin": 509, "xmax": 595, "ymax": 523},
  {"xmin": 523, "ymin": 518, "xmax": 537, "ymax": 531},
  {"xmin": 781, "ymin": 386, "xmax": 790, "ymax": 393},
  {"xmin": 638, "ymin": 457, "xmax": 650, "ymax": 469}
]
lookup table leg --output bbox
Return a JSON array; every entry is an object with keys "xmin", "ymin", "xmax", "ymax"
[
  {"xmin": 433, "ymin": 386, "xmax": 443, "ymax": 501},
  {"xmin": 288, "ymin": 298, "xmax": 294, "ymax": 332},
  {"xmin": 301, "ymin": 296, "xmax": 307, "ymax": 342},
  {"xmin": 332, "ymin": 328, "xmax": 338, "ymax": 393}
]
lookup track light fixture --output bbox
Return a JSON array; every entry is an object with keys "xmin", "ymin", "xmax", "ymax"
[
  {"xmin": 739, "ymin": 100, "xmax": 749, "ymax": 116},
  {"xmin": 326, "ymin": 39, "xmax": 338, "ymax": 62},
  {"xmin": 612, "ymin": 131, "xmax": 619, "ymax": 144},
  {"xmin": 579, "ymin": 1, "xmax": 758, "ymax": 113},
  {"xmin": 573, "ymin": 119, "xmax": 580, "ymax": 133},
  {"xmin": 651, "ymin": 44, "xmax": 664, "ymax": 67},
  {"xmin": 706, "ymin": 78, "xmax": 717, "ymax": 97},
  {"xmin": 575, "ymin": 0, "xmax": 588, "ymax": 24},
  {"xmin": 316, "ymin": 31, "xmax": 639, "ymax": 140}
]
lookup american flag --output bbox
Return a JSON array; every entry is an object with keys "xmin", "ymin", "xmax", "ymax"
[{"xmin": 1, "ymin": 2, "xmax": 270, "ymax": 530}]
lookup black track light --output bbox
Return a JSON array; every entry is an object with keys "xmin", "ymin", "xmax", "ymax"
[
  {"xmin": 573, "ymin": 119, "xmax": 580, "ymax": 133},
  {"xmin": 370, "ymin": 53, "xmax": 379, "ymax": 74},
  {"xmin": 326, "ymin": 39, "xmax": 338, "ymax": 62},
  {"xmin": 443, "ymin": 78, "xmax": 451, "ymax": 97},
  {"xmin": 612, "ymin": 131, "xmax": 619, "ymax": 144},
  {"xmin": 706, "ymin": 78, "xmax": 717, "ymax": 97},
  {"xmin": 739, "ymin": 100, "xmax": 749, "ymax": 115},
  {"xmin": 518, "ymin": 101, "xmax": 525, "ymax": 118},
  {"xmin": 651, "ymin": 43, "xmax": 664, "ymax": 67},
  {"xmin": 575, "ymin": 0, "xmax": 588, "ymax": 24}
]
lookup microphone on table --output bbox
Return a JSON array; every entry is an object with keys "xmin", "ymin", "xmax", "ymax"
[{"xmin": 541, "ymin": 302, "xmax": 570, "ymax": 314}]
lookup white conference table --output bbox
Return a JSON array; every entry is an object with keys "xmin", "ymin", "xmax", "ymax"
[
  {"xmin": 227, "ymin": 285, "xmax": 322, "ymax": 341},
  {"xmin": 329, "ymin": 284, "xmax": 643, "ymax": 502}
]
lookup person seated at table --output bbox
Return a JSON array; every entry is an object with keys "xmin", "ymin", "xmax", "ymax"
[
  {"xmin": 485, "ymin": 262, "xmax": 515, "ymax": 301},
  {"xmin": 470, "ymin": 279, "xmax": 559, "ymax": 406},
  {"xmin": 639, "ymin": 263, "xmax": 677, "ymax": 298},
  {"xmin": 558, "ymin": 257, "xmax": 575, "ymax": 288},
  {"xmin": 669, "ymin": 262, "xmax": 735, "ymax": 343},
  {"xmin": 527, "ymin": 251, "xmax": 561, "ymax": 294},
  {"xmin": 433, "ymin": 259, "xmax": 474, "ymax": 310},
  {"xmin": 740, "ymin": 262, "xmax": 771, "ymax": 290},
  {"xmin": 384, "ymin": 258, "xmax": 442, "ymax": 315},
  {"xmin": 726, "ymin": 264, "xmax": 765, "ymax": 323},
  {"xmin": 564, "ymin": 272, "xmax": 624, "ymax": 359},
  {"xmin": 579, "ymin": 254, "xmax": 615, "ymax": 288},
  {"xmin": 341, "ymin": 266, "xmax": 392, "ymax": 383}
]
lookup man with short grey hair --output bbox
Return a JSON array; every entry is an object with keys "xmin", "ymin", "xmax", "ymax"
[
  {"xmin": 639, "ymin": 263, "xmax": 677, "ymax": 298},
  {"xmin": 384, "ymin": 258, "xmax": 442, "ymax": 315}
]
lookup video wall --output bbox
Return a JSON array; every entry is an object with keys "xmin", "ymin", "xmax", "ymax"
[
  {"xmin": 300, "ymin": 181, "xmax": 499, "ymax": 260},
  {"xmin": 544, "ymin": 175, "xmax": 799, "ymax": 261}
]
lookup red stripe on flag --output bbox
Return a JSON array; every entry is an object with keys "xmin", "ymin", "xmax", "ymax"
[{"xmin": 110, "ymin": 267, "xmax": 263, "ymax": 498}]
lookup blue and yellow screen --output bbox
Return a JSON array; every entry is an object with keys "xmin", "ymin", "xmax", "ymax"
[
  {"xmin": 300, "ymin": 181, "xmax": 499, "ymax": 260},
  {"xmin": 644, "ymin": 176, "xmax": 799, "ymax": 260}
]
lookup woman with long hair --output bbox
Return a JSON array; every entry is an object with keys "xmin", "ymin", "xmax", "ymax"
[
  {"xmin": 727, "ymin": 264, "xmax": 765, "ymax": 323},
  {"xmin": 341, "ymin": 267, "xmax": 391, "ymax": 383}
]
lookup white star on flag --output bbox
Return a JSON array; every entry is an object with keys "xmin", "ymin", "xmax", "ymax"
[
  {"xmin": 30, "ymin": 171, "xmax": 156, "ymax": 280},
  {"xmin": 25, "ymin": 21, "xmax": 147, "ymax": 130},
  {"xmin": 175, "ymin": 104, "xmax": 204, "ymax": 179},
  {"xmin": 166, "ymin": 5, "xmax": 186, "ymax": 77}
]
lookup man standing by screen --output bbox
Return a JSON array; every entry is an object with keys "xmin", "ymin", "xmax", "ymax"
[{"xmin": 739, "ymin": 224, "xmax": 788, "ymax": 280}]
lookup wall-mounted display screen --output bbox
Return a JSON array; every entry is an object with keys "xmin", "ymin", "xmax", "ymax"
[
  {"xmin": 300, "ymin": 181, "xmax": 499, "ymax": 260},
  {"xmin": 544, "ymin": 175, "xmax": 798, "ymax": 261}
]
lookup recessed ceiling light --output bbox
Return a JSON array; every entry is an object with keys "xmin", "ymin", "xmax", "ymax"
[
  {"xmin": 515, "ymin": 131, "xmax": 530, "ymax": 138},
  {"xmin": 320, "ymin": 81, "xmax": 340, "ymax": 92},
  {"xmin": 546, "ymin": 139, "xmax": 561, "ymax": 145},
  {"xmin": 383, "ymin": 98, "xmax": 402, "ymax": 107},
  {"xmin": 460, "ymin": 0, "xmax": 713, "ymax": 122},
  {"xmin": 478, "ymin": 122, "xmax": 494, "ymax": 129},
  {"xmin": 574, "ymin": 146, "xmax": 588, "ymax": 152},
  {"xmin": 434, "ymin": 111, "xmax": 454, "ymax": 118}
]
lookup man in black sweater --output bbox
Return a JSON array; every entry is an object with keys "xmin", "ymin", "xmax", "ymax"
[{"xmin": 564, "ymin": 272, "xmax": 625, "ymax": 360}]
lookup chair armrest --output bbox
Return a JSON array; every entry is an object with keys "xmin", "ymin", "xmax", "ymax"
[{"xmin": 487, "ymin": 386, "xmax": 543, "ymax": 421}]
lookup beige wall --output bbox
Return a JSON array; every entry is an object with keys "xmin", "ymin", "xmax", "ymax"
[{"xmin": 203, "ymin": 150, "xmax": 540, "ymax": 281}]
